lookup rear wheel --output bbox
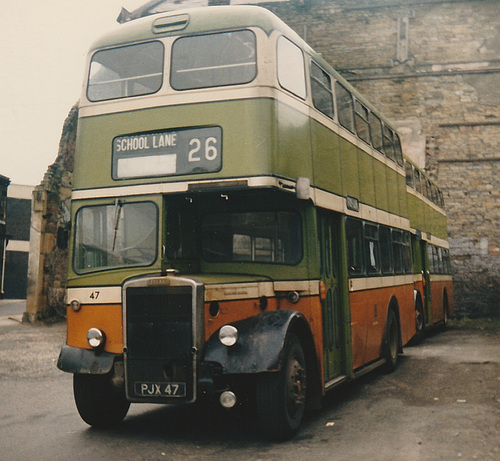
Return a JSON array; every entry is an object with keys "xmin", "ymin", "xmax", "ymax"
[
  {"xmin": 256, "ymin": 333, "xmax": 307, "ymax": 440},
  {"xmin": 73, "ymin": 372, "xmax": 130, "ymax": 428},
  {"xmin": 441, "ymin": 292, "xmax": 449, "ymax": 331},
  {"xmin": 414, "ymin": 296, "xmax": 425, "ymax": 343},
  {"xmin": 382, "ymin": 309, "xmax": 400, "ymax": 373}
]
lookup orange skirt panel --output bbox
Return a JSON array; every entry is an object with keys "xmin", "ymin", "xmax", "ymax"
[
  {"xmin": 350, "ymin": 283, "xmax": 414, "ymax": 370},
  {"xmin": 66, "ymin": 304, "xmax": 124, "ymax": 354}
]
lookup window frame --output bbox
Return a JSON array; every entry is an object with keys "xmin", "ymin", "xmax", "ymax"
[
  {"xmin": 335, "ymin": 82, "xmax": 355, "ymax": 133},
  {"xmin": 73, "ymin": 201, "xmax": 159, "ymax": 274},
  {"xmin": 201, "ymin": 210, "xmax": 303, "ymax": 265},
  {"xmin": 277, "ymin": 36, "xmax": 307, "ymax": 100},
  {"xmin": 171, "ymin": 29, "xmax": 258, "ymax": 91},
  {"xmin": 310, "ymin": 61, "xmax": 334, "ymax": 119},
  {"xmin": 354, "ymin": 99, "xmax": 371, "ymax": 145},
  {"xmin": 87, "ymin": 41, "xmax": 165, "ymax": 102}
]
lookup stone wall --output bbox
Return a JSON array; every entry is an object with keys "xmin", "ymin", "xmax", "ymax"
[
  {"xmin": 28, "ymin": 0, "xmax": 499, "ymax": 318},
  {"xmin": 25, "ymin": 105, "xmax": 76, "ymax": 322},
  {"xmin": 261, "ymin": 0, "xmax": 500, "ymax": 317}
]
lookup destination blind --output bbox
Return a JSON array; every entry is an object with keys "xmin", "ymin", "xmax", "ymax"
[{"xmin": 112, "ymin": 126, "xmax": 222, "ymax": 179}]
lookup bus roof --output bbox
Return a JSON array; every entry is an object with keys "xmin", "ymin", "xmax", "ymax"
[{"xmin": 89, "ymin": 5, "xmax": 306, "ymax": 53}]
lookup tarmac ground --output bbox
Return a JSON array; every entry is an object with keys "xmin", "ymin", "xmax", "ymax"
[{"xmin": 0, "ymin": 300, "xmax": 498, "ymax": 460}]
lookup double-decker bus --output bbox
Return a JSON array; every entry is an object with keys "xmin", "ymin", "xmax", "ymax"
[{"xmin": 57, "ymin": 5, "xmax": 453, "ymax": 439}]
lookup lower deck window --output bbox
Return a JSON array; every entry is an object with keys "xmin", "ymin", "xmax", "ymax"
[{"xmin": 202, "ymin": 211, "xmax": 302, "ymax": 264}]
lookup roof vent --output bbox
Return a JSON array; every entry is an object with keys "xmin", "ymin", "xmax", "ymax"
[{"xmin": 152, "ymin": 14, "xmax": 190, "ymax": 34}]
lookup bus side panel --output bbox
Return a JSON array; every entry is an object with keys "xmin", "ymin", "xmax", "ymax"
[
  {"xmin": 358, "ymin": 150, "xmax": 377, "ymax": 209},
  {"xmin": 386, "ymin": 167, "xmax": 401, "ymax": 217},
  {"xmin": 310, "ymin": 119, "xmax": 343, "ymax": 197},
  {"xmin": 397, "ymin": 172, "xmax": 409, "ymax": 219},
  {"xmin": 430, "ymin": 278, "xmax": 454, "ymax": 323},
  {"xmin": 373, "ymin": 157, "xmax": 389, "ymax": 213},
  {"xmin": 350, "ymin": 283, "xmax": 414, "ymax": 368},
  {"xmin": 275, "ymin": 99, "xmax": 313, "ymax": 182},
  {"xmin": 339, "ymin": 137, "xmax": 360, "ymax": 200}
]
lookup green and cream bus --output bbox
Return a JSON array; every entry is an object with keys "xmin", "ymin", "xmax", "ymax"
[{"xmin": 57, "ymin": 5, "xmax": 453, "ymax": 439}]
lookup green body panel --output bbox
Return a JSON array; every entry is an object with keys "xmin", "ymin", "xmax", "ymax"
[
  {"xmin": 338, "ymin": 137, "xmax": 360, "ymax": 200},
  {"xmin": 358, "ymin": 151, "xmax": 376, "ymax": 208},
  {"xmin": 386, "ymin": 167, "xmax": 401, "ymax": 217},
  {"xmin": 407, "ymin": 192, "xmax": 448, "ymax": 240},
  {"xmin": 397, "ymin": 173, "xmax": 408, "ymax": 218},
  {"xmin": 275, "ymin": 101, "xmax": 313, "ymax": 182},
  {"xmin": 74, "ymin": 99, "xmax": 276, "ymax": 190},
  {"xmin": 310, "ymin": 120, "xmax": 343, "ymax": 197},
  {"xmin": 373, "ymin": 158, "xmax": 389, "ymax": 213}
]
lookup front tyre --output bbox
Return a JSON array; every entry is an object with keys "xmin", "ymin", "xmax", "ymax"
[
  {"xmin": 73, "ymin": 373, "xmax": 130, "ymax": 428},
  {"xmin": 256, "ymin": 333, "xmax": 307, "ymax": 440}
]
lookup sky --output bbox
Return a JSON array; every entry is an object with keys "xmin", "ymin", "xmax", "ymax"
[{"xmin": 0, "ymin": 0, "xmax": 148, "ymax": 186}]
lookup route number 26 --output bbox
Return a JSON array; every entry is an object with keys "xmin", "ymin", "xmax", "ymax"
[{"xmin": 188, "ymin": 137, "xmax": 218, "ymax": 162}]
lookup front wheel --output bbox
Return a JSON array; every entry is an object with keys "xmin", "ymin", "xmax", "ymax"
[
  {"xmin": 73, "ymin": 372, "xmax": 130, "ymax": 428},
  {"xmin": 255, "ymin": 333, "xmax": 307, "ymax": 440}
]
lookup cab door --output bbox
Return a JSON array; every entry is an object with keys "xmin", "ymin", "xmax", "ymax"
[{"xmin": 317, "ymin": 211, "xmax": 344, "ymax": 383}]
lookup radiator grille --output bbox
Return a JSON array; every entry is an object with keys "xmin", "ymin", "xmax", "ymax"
[{"xmin": 125, "ymin": 284, "xmax": 194, "ymax": 401}]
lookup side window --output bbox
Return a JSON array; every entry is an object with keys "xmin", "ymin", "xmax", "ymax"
[
  {"xmin": 277, "ymin": 36, "xmax": 306, "ymax": 99},
  {"xmin": 370, "ymin": 114, "xmax": 383, "ymax": 153},
  {"xmin": 354, "ymin": 100, "xmax": 371, "ymax": 144},
  {"xmin": 311, "ymin": 62, "xmax": 334, "ymax": 119},
  {"xmin": 403, "ymin": 232, "xmax": 412, "ymax": 273},
  {"xmin": 443, "ymin": 249, "xmax": 451, "ymax": 274},
  {"xmin": 427, "ymin": 244, "xmax": 435, "ymax": 274},
  {"xmin": 380, "ymin": 225, "xmax": 393, "ymax": 274},
  {"xmin": 335, "ymin": 82, "xmax": 354, "ymax": 132},
  {"xmin": 394, "ymin": 133, "xmax": 404, "ymax": 166},
  {"xmin": 405, "ymin": 162, "xmax": 415, "ymax": 188},
  {"xmin": 392, "ymin": 230, "xmax": 403, "ymax": 274},
  {"xmin": 424, "ymin": 179, "xmax": 431, "ymax": 201},
  {"xmin": 364, "ymin": 223, "xmax": 380, "ymax": 274},
  {"xmin": 383, "ymin": 124, "xmax": 396, "ymax": 162},
  {"xmin": 346, "ymin": 218, "xmax": 364, "ymax": 276},
  {"xmin": 414, "ymin": 169, "xmax": 422, "ymax": 194}
]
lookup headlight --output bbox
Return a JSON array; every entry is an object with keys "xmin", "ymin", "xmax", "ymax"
[
  {"xmin": 70, "ymin": 299, "xmax": 81, "ymax": 312},
  {"xmin": 219, "ymin": 325, "xmax": 238, "ymax": 347},
  {"xmin": 87, "ymin": 328, "xmax": 106, "ymax": 349}
]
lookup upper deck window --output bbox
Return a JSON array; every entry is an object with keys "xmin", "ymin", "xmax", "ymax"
[
  {"xmin": 88, "ymin": 41, "xmax": 164, "ymax": 102},
  {"xmin": 335, "ymin": 82, "xmax": 354, "ymax": 133},
  {"xmin": 277, "ymin": 36, "xmax": 306, "ymax": 99},
  {"xmin": 311, "ymin": 61, "xmax": 334, "ymax": 118},
  {"xmin": 171, "ymin": 30, "xmax": 257, "ymax": 90}
]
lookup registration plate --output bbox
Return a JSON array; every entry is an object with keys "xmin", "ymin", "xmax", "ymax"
[{"xmin": 134, "ymin": 382, "xmax": 186, "ymax": 398}]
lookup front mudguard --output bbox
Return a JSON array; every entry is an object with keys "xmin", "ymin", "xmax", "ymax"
[
  {"xmin": 203, "ymin": 310, "xmax": 309, "ymax": 375},
  {"xmin": 57, "ymin": 344, "xmax": 118, "ymax": 374}
]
